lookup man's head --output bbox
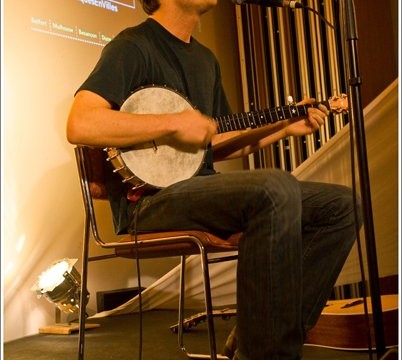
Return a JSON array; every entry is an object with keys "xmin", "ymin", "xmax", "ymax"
[
  {"xmin": 140, "ymin": 0, "xmax": 217, "ymax": 16},
  {"xmin": 140, "ymin": 0, "xmax": 160, "ymax": 14}
]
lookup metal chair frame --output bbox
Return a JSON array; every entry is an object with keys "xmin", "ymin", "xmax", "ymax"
[{"xmin": 74, "ymin": 146, "xmax": 239, "ymax": 360}]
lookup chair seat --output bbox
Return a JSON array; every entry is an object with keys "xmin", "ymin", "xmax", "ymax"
[{"xmin": 115, "ymin": 231, "xmax": 242, "ymax": 258}]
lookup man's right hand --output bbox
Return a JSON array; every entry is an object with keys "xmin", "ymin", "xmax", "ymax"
[{"xmin": 166, "ymin": 109, "xmax": 217, "ymax": 153}]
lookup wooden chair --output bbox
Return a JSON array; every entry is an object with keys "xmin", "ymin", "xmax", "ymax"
[{"xmin": 74, "ymin": 146, "xmax": 240, "ymax": 360}]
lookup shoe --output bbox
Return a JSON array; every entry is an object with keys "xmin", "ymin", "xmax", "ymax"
[{"xmin": 222, "ymin": 325, "xmax": 237, "ymax": 359}]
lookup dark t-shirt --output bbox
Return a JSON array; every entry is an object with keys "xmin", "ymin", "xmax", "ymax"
[{"xmin": 77, "ymin": 18, "xmax": 232, "ymax": 233}]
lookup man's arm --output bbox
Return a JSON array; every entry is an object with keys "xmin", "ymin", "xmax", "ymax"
[
  {"xmin": 66, "ymin": 90, "xmax": 217, "ymax": 152},
  {"xmin": 211, "ymin": 123, "xmax": 287, "ymax": 161},
  {"xmin": 212, "ymin": 98, "xmax": 329, "ymax": 161}
]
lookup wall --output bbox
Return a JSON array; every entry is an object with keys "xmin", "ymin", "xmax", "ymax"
[
  {"xmin": 354, "ymin": 0, "xmax": 398, "ymax": 107},
  {"xmin": 2, "ymin": 0, "xmax": 241, "ymax": 342}
]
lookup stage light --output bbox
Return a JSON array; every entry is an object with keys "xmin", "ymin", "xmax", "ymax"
[
  {"xmin": 33, "ymin": 258, "xmax": 82, "ymax": 313},
  {"xmin": 32, "ymin": 258, "xmax": 99, "ymax": 334}
]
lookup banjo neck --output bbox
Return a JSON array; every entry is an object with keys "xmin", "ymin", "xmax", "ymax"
[{"xmin": 214, "ymin": 101, "xmax": 329, "ymax": 134}]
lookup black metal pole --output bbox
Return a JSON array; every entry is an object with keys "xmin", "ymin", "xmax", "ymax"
[{"xmin": 342, "ymin": 0, "xmax": 385, "ymax": 357}]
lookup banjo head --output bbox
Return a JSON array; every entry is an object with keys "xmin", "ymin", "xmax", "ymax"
[{"xmin": 109, "ymin": 86, "xmax": 206, "ymax": 189}]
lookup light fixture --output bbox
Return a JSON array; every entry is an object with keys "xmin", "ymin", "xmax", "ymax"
[{"xmin": 32, "ymin": 258, "xmax": 99, "ymax": 334}]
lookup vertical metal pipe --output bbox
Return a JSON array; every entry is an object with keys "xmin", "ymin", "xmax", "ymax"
[{"xmin": 236, "ymin": 1, "xmax": 349, "ymax": 169}]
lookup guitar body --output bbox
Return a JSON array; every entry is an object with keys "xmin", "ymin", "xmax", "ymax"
[
  {"xmin": 107, "ymin": 86, "xmax": 205, "ymax": 189},
  {"xmin": 305, "ymin": 294, "xmax": 398, "ymax": 350}
]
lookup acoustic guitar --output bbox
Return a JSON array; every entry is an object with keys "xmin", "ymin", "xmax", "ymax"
[
  {"xmin": 169, "ymin": 308, "xmax": 236, "ymax": 333},
  {"xmin": 305, "ymin": 294, "xmax": 398, "ymax": 350},
  {"xmin": 105, "ymin": 85, "xmax": 348, "ymax": 189},
  {"xmin": 169, "ymin": 295, "xmax": 398, "ymax": 351}
]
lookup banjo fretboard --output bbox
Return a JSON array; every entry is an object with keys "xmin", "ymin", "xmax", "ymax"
[{"xmin": 215, "ymin": 101, "xmax": 330, "ymax": 134}]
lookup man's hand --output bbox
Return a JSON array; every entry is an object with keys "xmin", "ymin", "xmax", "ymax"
[
  {"xmin": 284, "ymin": 98, "xmax": 329, "ymax": 137},
  {"xmin": 166, "ymin": 109, "xmax": 217, "ymax": 153}
]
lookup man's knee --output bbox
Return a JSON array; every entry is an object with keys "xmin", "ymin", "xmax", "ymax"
[{"xmin": 246, "ymin": 169, "xmax": 301, "ymax": 215}]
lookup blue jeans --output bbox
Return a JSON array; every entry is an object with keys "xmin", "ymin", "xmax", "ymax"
[{"xmin": 128, "ymin": 169, "xmax": 361, "ymax": 360}]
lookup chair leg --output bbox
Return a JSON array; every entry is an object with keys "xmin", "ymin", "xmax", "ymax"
[
  {"xmin": 178, "ymin": 255, "xmax": 186, "ymax": 351},
  {"xmin": 78, "ymin": 216, "xmax": 91, "ymax": 360},
  {"xmin": 178, "ymin": 252, "xmax": 224, "ymax": 360},
  {"xmin": 199, "ymin": 250, "xmax": 218, "ymax": 360}
]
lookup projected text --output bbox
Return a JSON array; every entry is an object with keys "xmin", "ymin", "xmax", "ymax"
[{"xmin": 31, "ymin": 16, "xmax": 114, "ymax": 46}]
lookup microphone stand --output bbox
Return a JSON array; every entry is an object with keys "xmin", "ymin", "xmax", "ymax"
[{"xmin": 341, "ymin": 0, "xmax": 385, "ymax": 357}]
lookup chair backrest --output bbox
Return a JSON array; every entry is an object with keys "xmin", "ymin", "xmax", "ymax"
[
  {"xmin": 75, "ymin": 146, "xmax": 109, "ymax": 200},
  {"xmin": 75, "ymin": 146, "xmax": 124, "ymax": 248}
]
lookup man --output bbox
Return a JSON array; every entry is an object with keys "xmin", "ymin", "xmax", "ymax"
[{"xmin": 67, "ymin": 0, "xmax": 361, "ymax": 358}]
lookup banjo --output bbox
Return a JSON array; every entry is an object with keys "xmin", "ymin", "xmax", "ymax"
[{"xmin": 105, "ymin": 85, "xmax": 348, "ymax": 189}]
